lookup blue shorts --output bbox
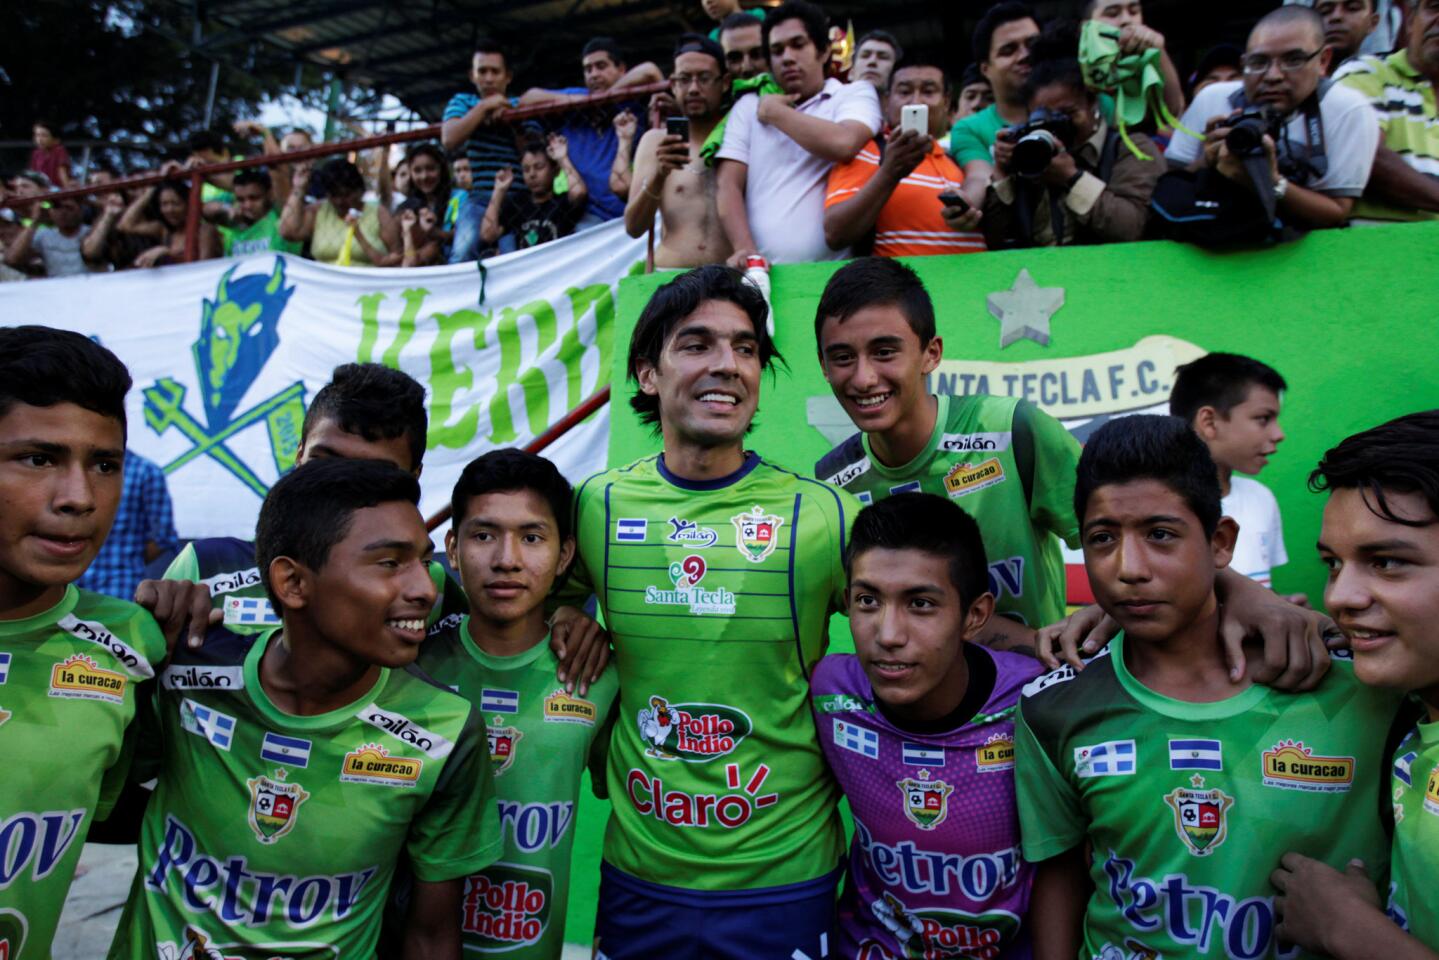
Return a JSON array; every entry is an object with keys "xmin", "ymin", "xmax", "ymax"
[{"xmin": 595, "ymin": 861, "xmax": 840, "ymax": 960}]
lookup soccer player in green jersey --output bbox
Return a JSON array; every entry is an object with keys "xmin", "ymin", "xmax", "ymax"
[
  {"xmin": 0, "ymin": 327, "xmax": 169, "ymax": 960},
  {"xmin": 110, "ymin": 457, "xmax": 501, "ymax": 959},
  {"xmin": 1016, "ymin": 415, "xmax": 1399, "ymax": 960},
  {"xmin": 563, "ymin": 265, "xmax": 856, "ymax": 958},
  {"xmin": 419, "ymin": 448, "xmax": 617, "ymax": 958},
  {"xmin": 1270, "ymin": 411, "xmax": 1439, "ymax": 959},
  {"xmin": 814, "ymin": 257, "xmax": 1081, "ymax": 644}
]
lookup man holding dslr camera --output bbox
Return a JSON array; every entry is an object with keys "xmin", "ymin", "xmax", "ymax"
[
  {"xmin": 1165, "ymin": 6, "xmax": 1379, "ymax": 230},
  {"xmin": 981, "ymin": 44, "xmax": 1162, "ymax": 248}
]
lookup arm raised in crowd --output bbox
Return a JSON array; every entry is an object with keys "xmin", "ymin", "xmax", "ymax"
[
  {"xmin": 757, "ymin": 93, "xmax": 872, "ymax": 163},
  {"xmin": 823, "ymin": 130, "xmax": 929, "ymax": 251}
]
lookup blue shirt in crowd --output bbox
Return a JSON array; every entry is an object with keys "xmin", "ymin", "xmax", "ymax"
[
  {"xmin": 443, "ymin": 92, "xmax": 523, "ymax": 212},
  {"xmin": 553, "ymin": 87, "xmax": 644, "ymax": 221},
  {"xmin": 77, "ymin": 451, "xmax": 179, "ymax": 601}
]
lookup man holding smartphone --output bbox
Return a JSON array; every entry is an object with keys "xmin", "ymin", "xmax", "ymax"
[
  {"xmin": 623, "ymin": 34, "xmax": 735, "ymax": 267},
  {"xmin": 823, "ymin": 57, "xmax": 987, "ymax": 257}
]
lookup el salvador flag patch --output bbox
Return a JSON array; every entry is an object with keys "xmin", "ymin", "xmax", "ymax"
[
  {"xmin": 888, "ymin": 481, "xmax": 922, "ymax": 495},
  {"xmin": 616, "ymin": 519, "xmax": 647, "ymax": 542},
  {"xmin": 1395, "ymin": 750, "xmax": 1417, "ymax": 787},
  {"xmin": 260, "ymin": 732, "xmax": 312, "ymax": 768},
  {"xmin": 180, "ymin": 698, "xmax": 236, "ymax": 751},
  {"xmin": 1074, "ymin": 739, "xmax": 1136, "ymax": 778},
  {"xmin": 481, "ymin": 689, "xmax": 519, "ymax": 714},
  {"xmin": 0, "ymin": 652, "xmax": 9, "ymax": 684},
  {"xmin": 1169, "ymin": 738, "xmax": 1223, "ymax": 771},
  {"xmin": 833, "ymin": 719, "xmax": 879, "ymax": 759},
  {"xmin": 902, "ymin": 742, "xmax": 945, "ymax": 766}
]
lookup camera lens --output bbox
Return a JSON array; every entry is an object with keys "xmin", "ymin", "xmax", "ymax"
[{"xmin": 1013, "ymin": 130, "xmax": 1061, "ymax": 179}]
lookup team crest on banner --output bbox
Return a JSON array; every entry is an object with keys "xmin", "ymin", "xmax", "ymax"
[
  {"xmin": 896, "ymin": 770, "xmax": 954, "ymax": 830},
  {"xmin": 489, "ymin": 724, "xmax": 523, "ymax": 777},
  {"xmin": 246, "ymin": 768, "xmax": 309, "ymax": 844},
  {"xmin": 1163, "ymin": 775, "xmax": 1233, "ymax": 856},
  {"xmin": 731, "ymin": 506, "xmax": 783, "ymax": 563},
  {"xmin": 144, "ymin": 258, "xmax": 307, "ymax": 498}
]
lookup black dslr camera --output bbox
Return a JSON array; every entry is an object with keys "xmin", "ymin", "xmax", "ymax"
[
  {"xmin": 1003, "ymin": 108, "xmax": 1078, "ymax": 179},
  {"xmin": 1224, "ymin": 106, "xmax": 1284, "ymax": 157}
]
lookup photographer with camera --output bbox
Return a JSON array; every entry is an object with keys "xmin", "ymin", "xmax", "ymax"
[
  {"xmin": 980, "ymin": 48, "xmax": 1162, "ymax": 248},
  {"xmin": 823, "ymin": 57, "xmax": 986, "ymax": 257},
  {"xmin": 1163, "ymin": 6, "xmax": 1379, "ymax": 231}
]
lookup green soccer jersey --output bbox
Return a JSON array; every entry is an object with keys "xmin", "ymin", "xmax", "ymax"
[
  {"xmin": 816, "ymin": 393, "xmax": 1081, "ymax": 627},
  {"xmin": 1387, "ymin": 718, "xmax": 1439, "ymax": 949},
  {"xmin": 164, "ymin": 538, "xmax": 466, "ymax": 635},
  {"xmin": 108, "ymin": 627, "xmax": 502, "ymax": 959},
  {"xmin": 0, "ymin": 586, "xmax": 166, "ymax": 960},
  {"xmin": 1016, "ymin": 639, "xmax": 1399, "ymax": 959},
  {"xmin": 417, "ymin": 618, "xmax": 617, "ymax": 958},
  {"xmin": 564, "ymin": 452, "xmax": 855, "ymax": 891}
]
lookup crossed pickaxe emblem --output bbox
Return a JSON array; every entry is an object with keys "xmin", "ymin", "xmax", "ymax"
[{"xmin": 144, "ymin": 378, "xmax": 306, "ymax": 497}]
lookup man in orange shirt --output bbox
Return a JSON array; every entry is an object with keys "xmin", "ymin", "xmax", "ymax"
[{"xmin": 823, "ymin": 58, "xmax": 987, "ymax": 257}]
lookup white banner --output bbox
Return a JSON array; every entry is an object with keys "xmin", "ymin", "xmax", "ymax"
[{"xmin": 0, "ymin": 220, "xmax": 647, "ymax": 537}]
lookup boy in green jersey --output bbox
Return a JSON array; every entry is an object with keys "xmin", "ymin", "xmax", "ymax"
[
  {"xmin": 1016, "ymin": 415, "xmax": 1399, "ymax": 959},
  {"xmin": 419, "ymin": 448, "xmax": 617, "ymax": 958},
  {"xmin": 562, "ymin": 265, "xmax": 856, "ymax": 959},
  {"xmin": 110, "ymin": 457, "xmax": 501, "ymax": 958},
  {"xmin": 206, "ymin": 170, "xmax": 303, "ymax": 257},
  {"xmin": 813, "ymin": 256, "xmax": 1082, "ymax": 642},
  {"xmin": 1271, "ymin": 411, "xmax": 1439, "ymax": 959},
  {"xmin": 0, "ymin": 326, "xmax": 168, "ymax": 960}
]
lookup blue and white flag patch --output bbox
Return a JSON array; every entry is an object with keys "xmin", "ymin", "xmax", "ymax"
[
  {"xmin": 0, "ymin": 652, "xmax": 9, "ymax": 684},
  {"xmin": 481, "ymin": 688, "xmax": 519, "ymax": 714},
  {"xmin": 1074, "ymin": 739, "xmax": 1136, "ymax": 778},
  {"xmin": 616, "ymin": 519, "xmax": 647, "ymax": 542},
  {"xmin": 224, "ymin": 596, "xmax": 280, "ymax": 627},
  {"xmin": 180, "ymin": 698, "xmax": 236, "ymax": 751},
  {"xmin": 902, "ymin": 742, "xmax": 945, "ymax": 767},
  {"xmin": 833, "ymin": 719, "xmax": 879, "ymax": 759},
  {"xmin": 1169, "ymin": 738, "xmax": 1223, "ymax": 771},
  {"xmin": 260, "ymin": 732, "xmax": 312, "ymax": 768},
  {"xmin": 1395, "ymin": 750, "xmax": 1417, "ymax": 787}
]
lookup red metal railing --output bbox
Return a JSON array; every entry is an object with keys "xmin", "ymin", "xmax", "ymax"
[
  {"xmin": 0, "ymin": 82, "xmax": 668, "ymax": 264},
  {"xmin": 425, "ymin": 385, "xmax": 611, "ymax": 532}
]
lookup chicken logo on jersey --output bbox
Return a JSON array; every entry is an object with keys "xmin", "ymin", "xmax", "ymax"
[{"xmin": 638, "ymin": 696, "xmax": 676, "ymax": 756}]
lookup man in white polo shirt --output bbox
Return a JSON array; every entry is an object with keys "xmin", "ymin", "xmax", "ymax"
[{"xmin": 715, "ymin": 0, "xmax": 881, "ymax": 264}]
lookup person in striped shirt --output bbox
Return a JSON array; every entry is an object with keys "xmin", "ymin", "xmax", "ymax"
[
  {"xmin": 824, "ymin": 57, "xmax": 987, "ymax": 258},
  {"xmin": 1334, "ymin": 0, "xmax": 1439, "ymax": 221},
  {"xmin": 442, "ymin": 41, "xmax": 525, "ymax": 262}
]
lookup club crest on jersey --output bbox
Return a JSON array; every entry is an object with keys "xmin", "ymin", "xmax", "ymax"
[
  {"xmin": 489, "ymin": 724, "xmax": 523, "ymax": 777},
  {"xmin": 976, "ymin": 733, "xmax": 1015, "ymax": 773},
  {"xmin": 637, "ymin": 695, "xmax": 752, "ymax": 761},
  {"xmin": 246, "ymin": 769, "xmax": 309, "ymax": 844},
  {"xmin": 897, "ymin": 770, "xmax": 954, "ymax": 830},
  {"xmin": 730, "ymin": 505, "xmax": 783, "ymax": 563},
  {"xmin": 543, "ymin": 690, "xmax": 597, "ymax": 725},
  {"xmin": 48, "ymin": 654, "xmax": 126, "ymax": 704},
  {"xmin": 666, "ymin": 516, "xmax": 718, "ymax": 547},
  {"xmin": 1261, "ymin": 740, "xmax": 1355, "ymax": 793},
  {"xmin": 341, "ymin": 743, "xmax": 423, "ymax": 788},
  {"xmin": 644, "ymin": 555, "xmax": 736, "ymax": 615},
  {"xmin": 943, "ymin": 458, "xmax": 1006, "ymax": 498},
  {"xmin": 1164, "ymin": 775, "xmax": 1233, "ymax": 856},
  {"xmin": 1425, "ymin": 765, "xmax": 1439, "ymax": 816}
]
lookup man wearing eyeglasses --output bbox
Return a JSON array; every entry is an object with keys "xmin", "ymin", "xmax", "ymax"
[
  {"xmin": 624, "ymin": 35, "xmax": 735, "ymax": 267},
  {"xmin": 1164, "ymin": 5, "xmax": 1379, "ymax": 229}
]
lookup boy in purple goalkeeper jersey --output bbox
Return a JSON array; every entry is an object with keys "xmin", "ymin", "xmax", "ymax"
[{"xmin": 812, "ymin": 492, "xmax": 1042, "ymax": 959}]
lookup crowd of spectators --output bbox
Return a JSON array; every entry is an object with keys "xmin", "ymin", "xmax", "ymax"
[{"xmin": 2, "ymin": 0, "xmax": 1436, "ymax": 280}]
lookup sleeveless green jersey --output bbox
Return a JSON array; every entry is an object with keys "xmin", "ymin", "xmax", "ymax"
[
  {"xmin": 0, "ymin": 586, "xmax": 166, "ymax": 960},
  {"xmin": 1016, "ymin": 640, "xmax": 1399, "ymax": 959},
  {"xmin": 108, "ymin": 627, "xmax": 502, "ymax": 959},
  {"xmin": 816, "ymin": 394, "xmax": 1080, "ymax": 627},
  {"xmin": 564, "ymin": 452, "xmax": 855, "ymax": 891},
  {"xmin": 164, "ymin": 538, "xmax": 466, "ymax": 635},
  {"xmin": 1387, "ymin": 718, "xmax": 1439, "ymax": 949},
  {"xmin": 417, "ymin": 618, "xmax": 617, "ymax": 958}
]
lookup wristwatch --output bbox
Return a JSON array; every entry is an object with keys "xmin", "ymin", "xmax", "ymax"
[
  {"xmin": 1065, "ymin": 169, "xmax": 1085, "ymax": 192},
  {"xmin": 1273, "ymin": 176, "xmax": 1289, "ymax": 201}
]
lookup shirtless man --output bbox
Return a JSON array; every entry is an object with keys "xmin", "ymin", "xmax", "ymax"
[{"xmin": 623, "ymin": 34, "xmax": 733, "ymax": 268}]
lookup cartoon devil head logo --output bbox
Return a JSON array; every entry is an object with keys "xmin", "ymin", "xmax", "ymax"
[{"xmin": 194, "ymin": 258, "xmax": 293, "ymax": 428}]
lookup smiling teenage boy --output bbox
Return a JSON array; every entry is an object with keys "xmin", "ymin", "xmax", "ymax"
[
  {"xmin": 419, "ymin": 449, "xmax": 618, "ymax": 958},
  {"xmin": 815, "ymin": 257, "xmax": 1081, "ymax": 644},
  {"xmin": 1269, "ymin": 411, "xmax": 1439, "ymax": 959},
  {"xmin": 108, "ymin": 458, "xmax": 501, "ymax": 958},
  {"xmin": 0, "ymin": 327, "xmax": 167, "ymax": 960},
  {"xmin": 561, "ymin": 265, "xmax": 857, "ymax": 959},
  {"xmin": 811, "ymin": 493, "xmax": 1042, "ymax": 958},
  {"xmin": 1016, "ymin": 415, "xmax": 1398, "ymax": 960}
]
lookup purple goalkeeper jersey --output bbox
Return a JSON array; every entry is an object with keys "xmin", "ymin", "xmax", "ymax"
[{"xmin": 810, "ymin": 647, "xmax": 1041, "ymax": 959}]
